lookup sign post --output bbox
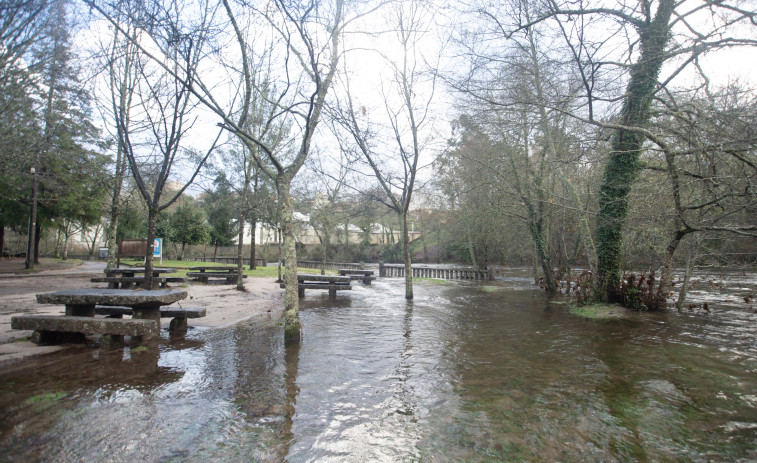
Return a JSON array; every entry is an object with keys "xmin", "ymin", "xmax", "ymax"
[{"xmin": 154, "ymin": 238, "xmax": 162, "ymax": 265}]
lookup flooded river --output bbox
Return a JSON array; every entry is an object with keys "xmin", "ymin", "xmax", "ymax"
[{"xmin": 1, "ymin": 269, "xmax": 756, "ymax": 461}]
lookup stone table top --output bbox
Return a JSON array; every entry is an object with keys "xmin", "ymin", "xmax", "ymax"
[{"xmin": 36, "ymin": 288, "xmax": 187, "ymax": 308}]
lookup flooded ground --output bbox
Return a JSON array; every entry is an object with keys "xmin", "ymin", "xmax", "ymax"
[{"xmin": 1, "ymin": 268, "xmax": 756, "ymax": 461}]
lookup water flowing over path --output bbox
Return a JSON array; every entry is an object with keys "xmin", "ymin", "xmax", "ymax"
[{"xmin": 1, "ymin": 269, "xmax": 756, "ymax": 461}]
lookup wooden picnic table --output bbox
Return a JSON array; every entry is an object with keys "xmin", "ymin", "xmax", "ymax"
[
  {"xmin": 11, "ymin": 288, "xmax": 187, "ymax": 345},
  {"xmin": 187, "ymin": 266, "xmax": 245, "ymax": 284}
]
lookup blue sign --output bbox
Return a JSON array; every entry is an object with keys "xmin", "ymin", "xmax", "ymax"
[{"xmin": 153, "ymin": 238, "xmax": 162, "ymax": 257}]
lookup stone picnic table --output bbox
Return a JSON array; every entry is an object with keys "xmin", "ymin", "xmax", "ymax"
[
  {"xmin": 280, "ymin": 274, "xmax": 352, "ymax": 298},
  {"xmin": 91, "ymin": 267, "xmax": 179, "ymax": 288},
  {"xmin": 187, "ymin": 266, "xmax": 246, "ymax": 284},
  {"xmin": 11, "ymin": 288, "xmax": 188, "ymax": 345},
  {"xmin": 337, "ymin": 268, "xmax": 376, "ymax": 285}
]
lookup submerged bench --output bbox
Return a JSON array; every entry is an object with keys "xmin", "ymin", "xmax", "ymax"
[
  {"xmin": 280, "ymin": 274, "xmax": 352, "ymax": 298},
  {"xmin": 337, "ymin": 269, "xmax": 376, "ymax": 285},
  {"xmin": 94, "ymin": 305, "xmax": 206, "ymax": 332},
  {"xmin": 11, "ymin": 315, "xmax": 159, "ymax": 345}
]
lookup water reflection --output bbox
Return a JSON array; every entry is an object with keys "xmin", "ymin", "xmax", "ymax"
[{"xmin": 1, "ymin": 270, "xmax": 756, "ymax": 461}]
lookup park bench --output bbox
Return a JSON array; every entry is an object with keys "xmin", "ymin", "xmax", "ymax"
[
  {"xmin": 337, "ymin": 269, "xmax": 376, "ymax": 285},
  {"xmin": 280, "ymin": 274, "xmax": 352, "ymax": 298},
  {"xmin": 187, "ymin": 266, "xmax": 246, "ymax": 284},
  {"xmin": 10, "ymin": 288, "xmax": 187, "ymax": 345},
  {"xmin": 94, "ymin": 305, "xmax": 206, "ymax": 332}
]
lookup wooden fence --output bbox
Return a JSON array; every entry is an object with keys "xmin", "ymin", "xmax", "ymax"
[{"xmin": 380, "ymin": 263, "xmax": 493, "ymax": 280}]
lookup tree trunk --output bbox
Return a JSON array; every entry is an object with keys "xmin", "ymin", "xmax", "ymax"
[
  {"xmin": 467, "ymin": 227, "xmax": 478, "ymax": 269},
  {"xmin": 278, "ymin": 179, "xmax": 301, "ymax": 343},
  {"xmin": 54, "ymin": 228, "xmax": 62, "ymax": 258},
  {"xmin": 62, "ymin": 226, "xmax": 70, "ymax": 260},
  {"xmin": 236, "ymin": 213, "xmax": 245, "ymax": 291},
  {"xmin": 320, "ymin": 236, "xmax": 326, "ymax": 275},
  {"xmin": 401, "ymin": 211, "xmax": 413, "ymax": 300},
  {"xmin": 34, "ymin": 224, "xmax": 41, "ymax": 264},
  {"xmin": 529, "ymin": 218, "xmax": 557, "ymax": 295},
  {"xmin": 595, "ymin": 0, "xmax": 675, "ymax": 301},
  {"xmin": 657, "ymin": 229, "xmax": 688, "ymax": 306},
  {"xmin": 144, "ymin": 207, "xmax": 157, "ymax": 290},
  {"xmin": 676, "ymin": 239, "xmax": 700, "ymax": 312},
  {"xmin": 249, "ymin": 216, "xmax": 257, "ymax": 270}
]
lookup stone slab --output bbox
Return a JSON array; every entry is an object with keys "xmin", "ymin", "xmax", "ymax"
[
  {"xmin": 11, "ymin": 315, "xmax": 159, "ymax": 338},
  {"xmin": 94, "ymin": 305, "xmax": 206, "ymax": 318},
  {"xmin": 36, "ymin": 289, "xmax": 187, "ymax": 308}
]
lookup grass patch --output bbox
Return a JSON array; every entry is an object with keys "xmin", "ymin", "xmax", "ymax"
[
  {"xmin": 12, "ymin": 336, "xmax": 31, "ymax": 343},
  {"xmin": 118, "ymin": 259, "xmax": 329, "ymax": 278},
  {"xmin": 569, "ymin": 303, "xmax": 629, "ymax": 320},
  {"xmin": 23, "ymin": 391, "xmax": 67, "ymax": 411},
  {"xmin": 131, "ymin": 345, "xmax": 148, "ymax": 352},
  {"xmin": 481, "ymin": 285, "xmax": 501, "ymax": 292},
  {"xmin": 416, "ymin": 277, "xmax": 451, "ymax": 285}
]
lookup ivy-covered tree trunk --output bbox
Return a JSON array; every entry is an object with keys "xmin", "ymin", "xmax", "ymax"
[
  {"xmin": 594, "ymin": 0, "xmax": 675, "ymax": 302},
  {"xmin": 278, "ymin": 178, "xmax": 300, "ymax": 343}
]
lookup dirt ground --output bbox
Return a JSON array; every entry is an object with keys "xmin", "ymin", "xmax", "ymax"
[{"xmin": 0, "ymin": 259, "xmax": 284, "ymax": 365}]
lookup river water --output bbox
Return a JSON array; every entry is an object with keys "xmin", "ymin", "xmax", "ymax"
[{"xmin": 1, "ymin": 269, "xmax": 756, "ymax": 461}]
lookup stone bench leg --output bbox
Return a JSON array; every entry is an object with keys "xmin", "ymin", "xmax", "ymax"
[
  {"xmin": 66, "ymin": 304, "xmax": 95, "ymax": 317},
  {"xmin": 101, "ymin": 334, "xmax": 124, "ymax": 348},
  {"xmin": 169, "ymin": 316, "xmax": 187, "ymax": 332},
  {"xmin": 31, "ymin": 330, "xmax": 86, "ymax": 345},
  {"xmin": 131, "ymin": 306, "xmax": 160, "ymax": 341},
  {"xmin": 298, "ymin": 286, "xmax": 305, "ymax": 298},
  {"xmin": 329, "ymin": 288, "xmax": 336, "ymax": 298}
]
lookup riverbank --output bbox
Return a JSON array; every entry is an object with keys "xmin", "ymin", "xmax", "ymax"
[{"xmin": 0, "ymin": 260, "xmax": 285, "ymax": 365}]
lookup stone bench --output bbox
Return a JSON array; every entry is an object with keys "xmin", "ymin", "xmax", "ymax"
[
  {"xmin": 338, "ymin": 269, "xmax": 376, "ymax": 285},
  {"xmin": 344, "ymin": 274, "xmax": 376, "ymax": 285},
  {"xmin": 11, "ymin": 315, "xmax": 159, "ymax": 345},
  {"xmin": 94, "ymin": 305, "xmax": 206, "ymax": 332},
  {"xmin": 280, "ymin": 281, "xmax": 352, "ymax": 298},
  {"xmin": 91, "ymin": 276, "xmax": 168, "ymax": 288},
  {"xmin": 187, "ymin": 272, "xmax": 246, "ymax": 284}
]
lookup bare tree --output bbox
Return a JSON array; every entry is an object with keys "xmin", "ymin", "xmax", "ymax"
[{"xmin": 334, "ymin": 0, "xmax": 440, "ymax": 300}]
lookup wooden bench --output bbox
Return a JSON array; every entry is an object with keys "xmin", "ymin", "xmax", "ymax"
[
  {"xmin": 94, "ymin": 305, "xmax": 206, "ymax": 332},
  {"xmin": 11, "ymin": 315, "xmax": 159, "ymax": 345},
  {"xmin": 338, "ymin": 269, "xmax": 376, "ymax": 285},
  {"xmin": 280, "ymin": 274, "xmax": 352, "ymax": 298}
]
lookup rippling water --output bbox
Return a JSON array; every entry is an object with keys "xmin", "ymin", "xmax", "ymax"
[{"xmin": 1, "ymin": 269, "xmax": 756, "ymax": 461}]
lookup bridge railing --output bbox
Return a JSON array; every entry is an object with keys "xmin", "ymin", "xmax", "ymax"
[
  {"xmin": 295, "ymin": 260, "xmax": 364, "ymax": 271},
  {"xmin": 379, "ymin": 263, "xmax": 493, "ymax": 280}
]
